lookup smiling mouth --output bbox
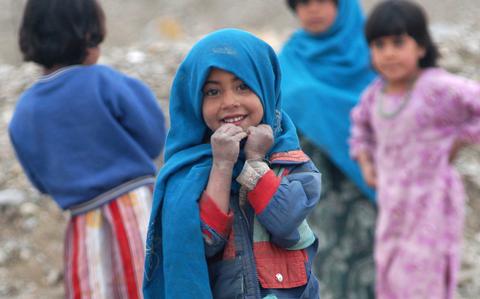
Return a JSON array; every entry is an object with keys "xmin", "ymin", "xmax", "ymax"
[
  {"xmin": 308, "ymin": 18, "xmax": 325, "ymax": 25},
  {"xmin": 382, "ymin": 64, "xmax": 399, "ymax": 71},
  {"xmin": 222, "ymin": 115, "xmax": 246, "ymax": 124}
]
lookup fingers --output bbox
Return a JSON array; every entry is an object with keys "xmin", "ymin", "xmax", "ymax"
[
  {"xmin": 366, "ymin": 170, "xmax": 377, "ymax": 188},
  {"xmin": 216, "ymin": 123, "xmax": 244, "ymax": 134},
  {"xmin": 363, "ymin": 170, "xmax": 374, "ymax": 187},
  {"xmin": 210, "ymin": 125, "xmax": 247, "ymax": 165},
  {"xmin": 232, "ymin": 131, "xmax": 248, "ymax": 142},
  {"xmin": 211, "ymin": 124, "xmax": 247, "ymax": 144},
  {"xmin": 257, "ymin": 124, "xmax": 273, "ymax": 133},
  {"xmin": 367, "ymin": 178, "xmax": 377, "ymax": 188},
  {"xmin": 247, "ymin": 124, "xmax": 273, "ymax": 135},
  {"xmin": 218, "ymin": 124, "xmax": 273, "ymax": 136}
]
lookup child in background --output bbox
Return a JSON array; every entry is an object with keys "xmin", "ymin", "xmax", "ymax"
[
  {"xmin": 143, "ymin": 29, "xmax": 322, "ymax": 299},
  {"xmin": 349, "ymin": 1, "xmax": 480, "ymax": 298},
  {"xmin": 280, "ymin": 0, "xmax": 377, "ymax": 297},
  {"xmin": 9, "ymin": 0, "xmax": 166, "ymax": 298}
]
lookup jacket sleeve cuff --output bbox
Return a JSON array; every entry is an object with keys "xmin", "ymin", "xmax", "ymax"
[
  {"xmin": 247, "ymin": 170, "xmax": 281, "ymax": 214},
  {"xmin": 199, "ymin": 192, "xmax": 233, "ymax": 238},
  {"xmin": 236, "ymin": 159, "xmax": 270, "ymax": 190}
]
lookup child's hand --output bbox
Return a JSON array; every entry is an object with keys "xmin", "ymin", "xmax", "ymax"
[
  {"xmin": 449, "ymin": 139, "xmax": 469, "ymax": 162},
  {"xmin": 357, "ymin": 151, "xmax": 377, "ymax": 188},
  {"xmin": 360, "ymin": 161, "xmax": 377, "ymax": 188},
  {"xmin": 244, "ymin": 124, "xmax": 274, "ymax": 160},
  {"xmin": 211, "ymin": 124, "xmax": 248, "ymax": 167}
]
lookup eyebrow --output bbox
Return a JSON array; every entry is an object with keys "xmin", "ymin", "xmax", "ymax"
[
  {"xmin": 204, "ymin": 76, "xmax": 242, "ymax": 85},
  {"xmin": 203, "ymin": 80, "xmax": 219, "ymax": 85}
]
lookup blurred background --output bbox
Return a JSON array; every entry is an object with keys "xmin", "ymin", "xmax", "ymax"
[
  {"xmin": 1, "ymin": 0, "xmax": 480, "ymax": 65},
  {"xmin": 1, "ymin": 0, "xmax": 480, "ymax": 298}
]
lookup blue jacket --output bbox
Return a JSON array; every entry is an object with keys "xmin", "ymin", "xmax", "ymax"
[
  {"xmin": 200, "ymin": 156, "xmax": 321, "ymax": 298},
  {"xmin": 9, "ymin": 65, "xmax": 166, "ymax": 209}
]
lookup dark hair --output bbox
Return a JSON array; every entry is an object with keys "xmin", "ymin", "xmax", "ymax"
[
  {"xmin": 365, "ymin": 0, "xmax": 438, "ymax": 68},
  {"xmin": 19, "ymin": 0, "xmax": 106, "ymax": 69},
  {"xmin": 287, "ymin": 0, "xmax": 338, "ymax": 11}
]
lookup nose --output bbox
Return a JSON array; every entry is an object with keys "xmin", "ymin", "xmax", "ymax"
[
  {"xmin": 221, "ymin": 90, "xmax": 240, "ymax": 109},
  {"xmin": 383, "ymin": 44, "xmax": 396, "ymax": 57}
]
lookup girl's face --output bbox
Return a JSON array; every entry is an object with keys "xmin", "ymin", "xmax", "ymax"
[
  {"xmin": 296, "ymin": 0, "xmax": 337, "ymax": 34},
  {"xmin": 202, "ymin": 68, "xmax": 264, "ymax": 131},
  {"xmin": 370, "ymin": 34, "xmax": 425, "ymax": 87}
]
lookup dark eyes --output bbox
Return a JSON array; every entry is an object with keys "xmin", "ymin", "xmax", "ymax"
[
  {"xmin": 238, "ymin": 83, "xmax": 250, "ymax": 91},
  {"xmin": 371, "ymin": 36, "xmax": 406, "ymax": 49},
  {"xmin": 372, "ymin": 39, "xmax": 384, "ymax": 49},
  {"xmin": 204, "ymin": 88, "xmax": 219, "ymax": 97},
  {"xmin": 298, "ymin": 0, "xmax": 328, "ymax": 5},
  {"xmin": 203, "ymin": 82, "xmax": 251, "ymax": 97},
  {"xmin": 392, "ymin": 36, "xmax": 405, "ymax": 46}
]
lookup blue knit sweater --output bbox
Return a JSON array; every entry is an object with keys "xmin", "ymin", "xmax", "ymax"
[{"xmin": 9, "ymin": 65, "xmax": 166, "ymax": 209}]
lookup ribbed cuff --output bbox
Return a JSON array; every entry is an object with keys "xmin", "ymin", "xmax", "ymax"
[
  {"xmin": 236, "ymin": 159, "xmax": 270, "ymax": 190},
  {"xmin": 199, "ymin": 192, "xmax": 233, "ymax": 238},
  {"xmin": 248, "ymin": 170, "xmax": 281, "ymax": 214}
]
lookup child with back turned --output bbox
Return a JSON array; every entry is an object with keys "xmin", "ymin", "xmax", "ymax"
[
  {"xmin": 9, "ymin": 0, "xmax": 166, "ymax": 298},
  {"xmin": 143, "ymin": 29, "xmax": 322, "ymax": 299},
  {"xmin": 349, "ymin": 1, "xmax": 480, "ymax": 298}
]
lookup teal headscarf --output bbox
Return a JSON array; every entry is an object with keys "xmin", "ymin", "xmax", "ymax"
[
  {"xmin": 143, "ymin": 29, "xmax": 302, "ymax": 298},
  {"xmin": 279, "ymin": 0, "xmax": 376, "ymax": 200}
]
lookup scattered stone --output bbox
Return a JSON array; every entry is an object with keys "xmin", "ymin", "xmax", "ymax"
[
  {"xmin": 0, "ymin": 189, "xmax": 26, "ymax": 206},
  {"xmin": 45, "ymin": 270, "xmax": 62, "ymax": 286},
  {"xmin": 126, "ymin": 50, "xmax": 146, "ymax": 64},
  {"xmin": 0, "ymin": 249, "xmax": 8, "ymax": 266},
  {"xmin": 19, "ymin": 202, "xmax": 38, "ymax": 216},
  {"xmin": 19, "ymin": 247, "xmax": 32, "ymax": 261},
  {"xmin": 21, "ymin": 217, "xmax": 38, "ymax": 232}
]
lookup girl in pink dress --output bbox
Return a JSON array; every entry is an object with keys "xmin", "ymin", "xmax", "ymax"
[{"xmin": 349, "ymin": 1, "xmax": 480, "ymax": 298}]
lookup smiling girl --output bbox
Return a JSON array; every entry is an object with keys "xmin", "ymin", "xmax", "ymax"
[{"xmin": 143, "ymin": 29, "xmax": 322, "ymax": 299}]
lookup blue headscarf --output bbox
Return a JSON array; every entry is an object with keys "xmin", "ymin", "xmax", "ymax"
[
  {"xmin": 279, "ymin": 0, "xmax": 376, "ymax": 200},
  {"xmin": 143, "ymin": 29, "xmax": 302, "ymax": 298}
]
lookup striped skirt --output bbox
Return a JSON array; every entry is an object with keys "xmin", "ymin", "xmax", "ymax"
[{"xmin": 64, "ymin": 184, "xmax": 153, "ymax": 299}]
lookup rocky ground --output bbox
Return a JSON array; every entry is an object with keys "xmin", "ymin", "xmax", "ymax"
[{"xmin": 1, "ymin": 21, "xmax": 480, "ymax": 299}]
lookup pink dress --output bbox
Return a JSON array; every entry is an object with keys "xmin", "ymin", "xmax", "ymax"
[{"xmin": 349, "ymin": 68, "xmax": 480, "ymax": 299}]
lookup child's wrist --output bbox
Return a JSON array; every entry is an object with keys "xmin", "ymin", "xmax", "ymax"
[
  {"xmin": 245, "ymin": 152, "xmax": 265, "ymax": 161},
  {"xmin": 212, "ymin": 159, "xmax": 235, "ymax": 171}
]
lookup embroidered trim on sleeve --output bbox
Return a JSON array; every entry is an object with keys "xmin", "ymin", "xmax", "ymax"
[{"xmin": 236, "ymin": 159, "xmax": 270, "ymax": 190}]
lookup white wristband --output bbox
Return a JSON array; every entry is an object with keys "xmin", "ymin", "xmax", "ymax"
[{"xmin": 236, "ymin": 159, "xmax": 270, "ymax": 191}]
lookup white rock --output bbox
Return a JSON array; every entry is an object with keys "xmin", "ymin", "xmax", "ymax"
[
  {"xmin": 0, "ymin": 189, "xmax": 26, "ymax": 206},
  {"xmin": 19, "ymin": 202, "xmax": 38, "ymax": 216},
  {"xmin": 126, "ymin": 50, "xmax": 146, "ymax": 64}
]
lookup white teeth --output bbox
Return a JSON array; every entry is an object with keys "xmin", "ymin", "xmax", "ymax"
[{"xmin": 223, "ymin": 116, "xmax": 245, "ymax": 123}]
